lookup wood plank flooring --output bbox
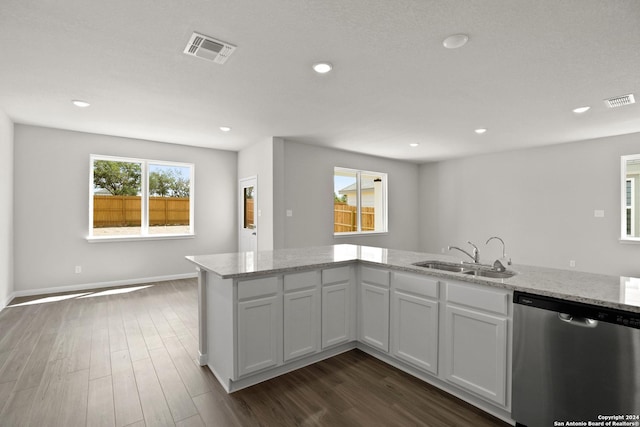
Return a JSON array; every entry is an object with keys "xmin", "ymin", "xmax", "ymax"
[{"xmin": 0, "ymin": 279, "xmax": 509, "ymax": 427}]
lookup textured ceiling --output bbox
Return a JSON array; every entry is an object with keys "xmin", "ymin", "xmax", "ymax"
[{"xmin": 1, "ymin": 0, "xmax": 639, "ymax": 162}]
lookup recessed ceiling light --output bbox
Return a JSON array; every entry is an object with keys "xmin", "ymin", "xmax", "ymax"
[
  {"xmin": 219, "ymin": 126, "xmax": 231, "ymax": 132},
  {"xmin": 442, "ymin": 34, "xmax": 469, "ymax": 49},
  {"xmin": 409, "ymin": 143, "xmax": 419, "ymax": 147},
  {"xmin": 312, "ymin": 62, "xmax": 333, "ymax": 74},
  {"xmin": 72, "ymin": 100, "xmax": 90, "ymax": 108},
  {"xmin": 474, "ymin": 128, "xmax": 487, "ymax": 134},
  {"xmin": 572, "ymin": 106, "xmax": 591, "ymax": 114}
]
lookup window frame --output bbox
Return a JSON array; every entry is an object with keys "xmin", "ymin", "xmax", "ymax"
[
  {"xmin": 88, "ymin": 154, "xmax": 195, "ymax": 242},
  {"xmin": 622, "ymin": 154, "xmax": 640, "ymax": 243},
  {"xmin": 626, "ymin": 177, "xmax": 635, "ymax": 237},
  {"xmin": 333, "ymin": 166, "xmax": 388, "ymax": 236}
]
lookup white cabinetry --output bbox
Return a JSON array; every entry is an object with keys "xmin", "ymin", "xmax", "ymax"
[
  {"xmin": 237, "ymin": 276, "xmax": 282, "ymax": 377},
  {"xmin": 283, "ymin": 271, "xmax": 321, "ymax": 361},
  {"xmin": 390, "ymin": 272, "xmax": 439, "ymax": 375},
  {"xmin": 212, "ymin": 258, "xmax": 512, "ymax": 417},
  {"xmin": 321, "ymin": 266, "xmax": 354, "ymax": 348},
  {"xmin": 359, "ymin": 266, "xmax": 390, "ymax": 352},
  {"xmin": 443, "ymin": 280, "xmax": 510, "ymax": 407}
]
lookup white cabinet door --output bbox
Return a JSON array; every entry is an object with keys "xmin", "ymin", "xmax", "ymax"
[
  {"xmin": 444, "ymin": 304, "xmax": 508, "ymax": 406},
  {"xmin": 360, "ymin": 283, "xmax": 389, "ymax": 352},
  {"xmin": 391, "ymin": 290, "xmax": 438, "ymax": 374},
  {"xmin": 237, "ymin": 295, "xmax": 281, "ymax": 377},
  {"xmin": 322, "ymin": 282, "xmax": 350, "ymax": 348},
  {"xmin": 283, "ymin": 287, "xmax": 320, "ymax": 361}
]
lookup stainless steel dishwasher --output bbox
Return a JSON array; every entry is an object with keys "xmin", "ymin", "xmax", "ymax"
[{"xmin": 512, "ymin": 291, "xmax": 640, "ymax": 427}]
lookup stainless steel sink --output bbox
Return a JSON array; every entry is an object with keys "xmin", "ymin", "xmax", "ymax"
[
  {"xmin": 463, "ymin": 269, "xmax": 516, "ymax": 279},
  {"xmin": 412, "ymin": 260, "xmax": 468, "ymax": 273},
  {"xmin": 412, "ymin": 260, "xmax": 516, "ymax": 279}
]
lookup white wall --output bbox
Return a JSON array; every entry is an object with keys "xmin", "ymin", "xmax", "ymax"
[
  {"xmin": 0, "ymin": 111, "xmax": 13, "ymax": 308},
  {"xmin": 419, "ymin": 132, "xmax": 640, "ymax": 277},
  {"xmin": 237, "ymin": 137, "xmax": 284, "ymax": 251},
  {"xmin": 282, "ymin": 141, "xmax": 420, "ymax": 250},
  {"xmin": 13, "ymin": 125, "xmax": 237, "ymax": 294},
  {"xmin": 273, "ymin": 138, "xmax": 285, "ymax": 249},
  {"xmin": 238, "ymin": 137, "xmax": 273, "ymax": 251}
]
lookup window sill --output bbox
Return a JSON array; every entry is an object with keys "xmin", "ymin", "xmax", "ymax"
[
  {"xmin": 87, "ymin": 233, "xmax": 195, "ymax": 243},
  {"xmin": 334, "ymin": 231, "xmax": 389, "ymax": 238},
  {"xmin": 620, "ymin": 238, "xmax": 640, "ymax": 244}
]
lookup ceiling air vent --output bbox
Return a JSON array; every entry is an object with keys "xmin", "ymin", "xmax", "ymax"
[
  {"xmin": 184, "ymin": 32, "xmax": 236, "ymax": 64},
  {"xmin": 604, "ymin": 93, "xmax": 635, "ymax": 108}
]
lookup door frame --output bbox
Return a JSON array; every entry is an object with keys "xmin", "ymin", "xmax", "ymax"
[{"xmin": 239, "ymin": 176, "xmax": 258, "ymax": 252}]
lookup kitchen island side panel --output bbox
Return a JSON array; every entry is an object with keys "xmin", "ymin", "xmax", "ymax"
[{"xmin": 206, "ymin": 273, "xmax": 235, "ymax": 391}]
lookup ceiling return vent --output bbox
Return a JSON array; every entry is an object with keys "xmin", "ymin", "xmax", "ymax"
[
  {"xmin": 184, "ymin": 32, "xmax": 236, "ymax": 64},
  {"xmin": 604, "ymin": 93, "xmax": 635, "ymax": 108}
]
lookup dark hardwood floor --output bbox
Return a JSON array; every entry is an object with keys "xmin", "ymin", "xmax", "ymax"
[{"xmin": 0, "ymin": 279, "xmax": 509, "ymax": 426}]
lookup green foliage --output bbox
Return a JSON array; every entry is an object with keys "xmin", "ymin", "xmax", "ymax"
[
  {"xmin": 244, "ymin": 187, "xmax": 254, "ymax": 199},
  {"xmin": 94, "ymin": 161, "xmax": 190, "ymax": 198},
  {"xmin": 334, "ymin": 192, "xmax": 347, "ymax": 203},
  {"xmin": 93, "ymin": 160, "xmax": 141, "ymax": 196},
  {"xmin": 149, "ymin": 168, "xmax": 190, "ymax": 197}
]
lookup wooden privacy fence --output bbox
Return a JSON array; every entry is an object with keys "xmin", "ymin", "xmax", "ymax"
[
  {"xmin": 93, "ymin": 195, "xmax": 190, "ymax": 227},
  {"xmin": 244, "ymin": 198, "xmax": 254, "ymax": 228},
  {"xmin": 334, "ymin": 203, "xmax": 375, "ymax": 232}
]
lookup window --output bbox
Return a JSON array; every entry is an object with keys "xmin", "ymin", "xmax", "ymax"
[
  {"xmin": 626, "ymin": 178, "xmax": 635, "ymax": 237},
  {"xmin": 89, "ymin": 155, "xmax": 194, "ymax": 240},
  {"xmin": 243, "ymin": 185, "xmax": 255, "ymax": 230},
  {"xmin": 622, "ymin": 154, "xmax": 640, "ymax": 241},
  {"xmin": 334, "ymin": 167, "xmax": 387, "ymax": 234}
]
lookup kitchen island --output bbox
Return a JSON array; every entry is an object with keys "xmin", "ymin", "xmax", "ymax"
[{"xmin": 186, "ymin": 244, "xmax": 640, "ymax": 424}]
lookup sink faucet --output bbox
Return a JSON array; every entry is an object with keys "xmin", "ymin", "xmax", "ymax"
[
  {"xmin": 448, "ymin": 241, "xmax": 480, "ymax": 263},
  {"xmin": 486, "ymin": 236, "xmax": 512, "ymax": 271}
]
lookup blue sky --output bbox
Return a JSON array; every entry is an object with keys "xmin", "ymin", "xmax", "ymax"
[
  {"xmin": 149, "ymin": 164, "xmax": 190, "ymax": 178},
  {"xmin": 334, "ymin": 175, "xmax": 356, "ymax": 195}
]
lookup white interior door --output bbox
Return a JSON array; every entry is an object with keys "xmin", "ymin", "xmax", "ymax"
[{"xmin": 239, "ymin": 176, "xmax": 257, "ymax": 252}]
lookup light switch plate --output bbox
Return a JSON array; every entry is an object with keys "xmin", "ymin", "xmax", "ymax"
[
  {"xmin": 594, "ymin": 210, "xmax": 605, "ymax": 218},
  {"xmin": 286, "ymin": 210, "xmax": 293, "ymax": 217}
]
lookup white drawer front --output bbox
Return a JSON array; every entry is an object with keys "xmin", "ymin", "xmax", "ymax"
[
  {"xmin": 446, "ymin": 281, "xmax": 509, "ymax": 315},
  {"xmin": 393, "ymin": 272, "xmax": 438, "ymax": 299},
  {"xmin": 237, "ymin": 276, "xmax": 279, "ymax": 300},
  {"xmin": 322, "ymin": 266, "xmax": 350, "ymax": 285},
  {"xmin": 361, "ymin": 266, "xmax": 390, "ymax": 288},
  {"xmin": 284, "ymin": 270, "xmax": 320, "ymax": 292}
]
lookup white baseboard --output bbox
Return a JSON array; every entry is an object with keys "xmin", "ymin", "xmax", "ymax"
[
  {"xmin": 1, "ymin": 293, "xmax": 13, "ymax": 311},
  {"xmin": 10, "ymin": 272, "xmax": 198, "ymax": 300}
]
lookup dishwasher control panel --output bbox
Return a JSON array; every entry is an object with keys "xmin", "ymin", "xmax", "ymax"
[{"xmin": 514, "ymin": 291, "xmax": 640, "ymax": 329}]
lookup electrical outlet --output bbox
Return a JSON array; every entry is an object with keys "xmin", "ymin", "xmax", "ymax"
[
  {"xmin": 594, "ymin": 210, "xmax": 605, "ymax": 218},
  {"xmin": 75, "ymin": 265, "xmax": 82, "ymax": 274},
  {"xmin": 286, "ymin": 209, "xmax": 293, "ymax": 217},
  {"xmin": 569, "ymin": 260, "xmax": 576, "ymax": 268}
]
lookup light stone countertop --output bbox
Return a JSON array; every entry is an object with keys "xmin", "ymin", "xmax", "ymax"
[{"xmin": 186, "ymin": 244, "xmax": 640, "ymax": 313}]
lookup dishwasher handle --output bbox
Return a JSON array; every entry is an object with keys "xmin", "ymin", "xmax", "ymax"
[{"xmin": 558, "ymin": 313, "xmax": 598, "ymax": 328}]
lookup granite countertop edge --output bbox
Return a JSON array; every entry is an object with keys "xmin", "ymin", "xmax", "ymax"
[{"xmin": 186, "ymin": 245, "xmax": 640, "ymax": 313}]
